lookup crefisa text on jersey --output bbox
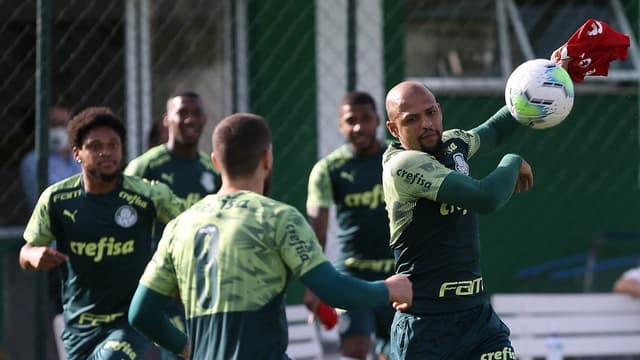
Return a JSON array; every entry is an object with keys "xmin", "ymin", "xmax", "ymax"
[
  {"xmin": 118, "ymin": 191, "xmax": 148, "ymax": 208},
  {"xmin": 285, "ymin": 223, "xmax": 310, "ymax": 262},
  {"xmin": 70, "ymin": 236, "xmax": 135, "ymax": 262},
  {"xmin": 396, "ymin": 168, "xmax": 432, "ymax": 190}
]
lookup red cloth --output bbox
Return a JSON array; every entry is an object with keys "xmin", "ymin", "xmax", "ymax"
[
  {"xmin": 558, "ymin": 19, "xmax": 630, "ymax": 82},
  {"xmin": 316, "ymin": 301, "xmax": 338, "ymax": 330}
]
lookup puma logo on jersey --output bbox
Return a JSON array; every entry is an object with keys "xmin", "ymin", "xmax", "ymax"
[
  {"xmin": 160, "ymin": 172, "xmax": 174, "ymax": 184},
  {"xmin": 63, "ymin": 209, "xmax": 78, "ymax": 223},
  {"xmin": 340, "ymin": 171, "xmax": 355, "ymax": 182}
]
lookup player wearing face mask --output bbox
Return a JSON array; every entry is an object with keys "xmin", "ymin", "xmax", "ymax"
[
  {"xmin": 18, "ymin": 105, "xmax": 83, "ymax": 360},
  {"xmin": 20, "ymin": 105, "xmax": 82, "ymax": 208}
]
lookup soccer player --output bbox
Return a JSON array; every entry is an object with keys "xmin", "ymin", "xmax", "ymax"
[
  {"xmin": 124, "ymin": 92, "xmax": 221, "ymax": 359},
  {"xmin": 382, "ymin": 81, "xmax": 534, "ymax": 359},
  {"xmin": 128, "ymin": 113, "xmax": 413, "ymax": 359},
  {"xmin": 18, "ymin": 107, "xmax": 187, "ymax": 360},
  {"xmin": 125, "ymin": 91, "xmax": 221, "ymax": 206},
  {"xmin": 306, "ymin": 91, "xmax": 395, "ymax": 359}
]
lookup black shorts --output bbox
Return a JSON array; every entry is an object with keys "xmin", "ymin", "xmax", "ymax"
[{"xmin": 390, "ymin": 302, "xmax": 515, "ymax": 360}]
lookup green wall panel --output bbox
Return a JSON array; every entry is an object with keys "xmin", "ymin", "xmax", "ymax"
[
  {"xmin": 248, "ymin": 0, "xmax": 317, "ymax": 304},
  {"xmin": 248, "ymin": 0, "xmax": 317, "ymax": 213}
]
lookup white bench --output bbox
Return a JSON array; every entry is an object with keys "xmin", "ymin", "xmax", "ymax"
[
  {"xmin": 492, "ymin": 293, "xmax": 640, "ymax": 360},
  {"xmin": 286, "ymin": 305, "xmax": 324, "ymax": 360}
]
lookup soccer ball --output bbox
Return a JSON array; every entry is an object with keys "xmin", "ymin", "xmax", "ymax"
[{"xmin": 505, "ymin": 59, "xmax": 574, "ymax": 129}]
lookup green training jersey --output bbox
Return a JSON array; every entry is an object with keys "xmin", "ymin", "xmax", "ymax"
[
  {"xmin": 306, "ymin": 143, "xmax": 394, "ymax": 280},
  {"xmin": 23, "ymin": 174, "xmax": 186, "ymax": 335},
  {"xmin": 124, "ymin": 144, "xmax": 221, "ymax": 207},
  {"xmin": 140, "ymin": 190, "xmax": 328, "ymax": 360},
  {"xmin": 382, "ymin": 129, "xmax": 487, "ymax": 314}
]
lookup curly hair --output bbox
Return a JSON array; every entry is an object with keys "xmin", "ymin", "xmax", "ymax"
[{"xmin": 67, "ymin": 107, "xmax": 127, "ymax": 148}]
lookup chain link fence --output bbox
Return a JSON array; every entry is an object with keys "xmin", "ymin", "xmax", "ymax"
[
  {"xmin": 0, "ymin": 0, "xmax": 639, "ymax": 358},
  {"xmin": 1, "ymin": 1, "xmax": 234, "ymax": 359}
]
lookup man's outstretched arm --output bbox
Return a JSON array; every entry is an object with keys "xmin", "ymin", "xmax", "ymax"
[
  {"xmin": 301, "ymin": 261, "xmax": 412, "ymax": 310},
  {"xmin": 470, "ymin": 106, "xmax": 521, "ymax": 151},
  {"xmin": 436, "ymin": 153, "xmax": 531, "ymax": 213}
]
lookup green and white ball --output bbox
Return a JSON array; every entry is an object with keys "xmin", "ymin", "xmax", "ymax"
[{"xmin": 505, "ymin": 59, "xmax": 574, "ymax": 129}]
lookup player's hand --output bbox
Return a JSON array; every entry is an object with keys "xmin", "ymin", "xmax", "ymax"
[
  {"xmin": 177, "ymin": 342, "xmax": 190, "ymax": 359},
  {"xmin": 20, "ymin": 244, "xmax": 68, "ymax": 271},
  {"xmin": 392, "ymin": 301, "xmax": 411, "ymax": 312},
  {"xmin": 303, "ymin": 289, "xmax": 338, "ymax": 329},
  {"xmin": 550, "ymin": 47, "xmax": 571, "ymax": 71},
  {"xmin": 303, "ymin": 288, "xmax": 320, "ymax": 313},
  {"xmin": 384, "ymin": 274, "xmax": 412, "ymax": 310},
  {"xmin": 515, "ymin": 159, "xmax": 533, "ymax": 193}
]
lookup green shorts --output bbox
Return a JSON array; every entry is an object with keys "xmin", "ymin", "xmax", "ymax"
[
  {"xmin": 390, "ymin": 302, "xmax": 515, "ymax": 360},
  {"xmin": 62, "ymin": 323, "xmax": 149, "ymax": 360}
]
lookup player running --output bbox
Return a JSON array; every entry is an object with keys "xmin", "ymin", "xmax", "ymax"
[{"xmin": 19, "ymin": 107, "xmax": 186, "ymax": 360}]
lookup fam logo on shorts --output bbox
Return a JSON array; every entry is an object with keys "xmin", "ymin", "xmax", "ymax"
[
  {"xmin": 453, "ymin": 153, "xmax": 469, "ymax": 175},
  {"xmin": 201, "ymin": 172, "xmax": 216, "ymax": 192},
  {"xmin": 114, "ymin": 205, "xmax": 138, "ymax": 228}
]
